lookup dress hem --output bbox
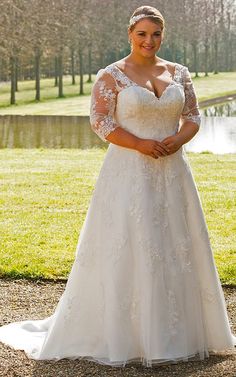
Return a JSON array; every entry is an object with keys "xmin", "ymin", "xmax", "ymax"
[{"xmin": 24, "ymin": 346, "xmax": 236, "ymax": 368}]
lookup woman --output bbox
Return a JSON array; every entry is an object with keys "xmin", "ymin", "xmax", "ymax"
[{"xmin": 0, "ymin": 5, "xmax": 235, "ymax": 368}]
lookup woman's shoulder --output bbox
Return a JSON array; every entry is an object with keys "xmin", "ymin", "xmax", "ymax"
[
  {"xmin": 93, "ymin": 63, "xmax": 118, "ymax": 85},
  {"xmin": 158, "ymin": 58, "xmax": 187, "ymax": 72},
  {"xmin": 95, "ymin": 61, "xmax": 121, "ymax": 79},
  {"xmin": 95, "ymin": 60, "xmax": 133, "ymax": 87}
]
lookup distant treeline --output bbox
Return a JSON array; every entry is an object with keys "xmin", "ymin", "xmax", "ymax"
[{"xmin": 0, "ymin": 0, "xmax": 235, "ymax": 104}]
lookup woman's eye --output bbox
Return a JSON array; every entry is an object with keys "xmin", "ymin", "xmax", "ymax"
[{"xmin": 137, "ymin": 33, "xmax": 161, "ymax": 37}]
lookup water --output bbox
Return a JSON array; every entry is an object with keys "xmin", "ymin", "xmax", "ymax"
[
  {"xmin": 185, "ymin": 100, "xmax": 236, "ymax": 153},
  {"xmin": 0, "ymin": 101, "xmax": 235, "ymax": 153},
  {"xmin": 185, "ymin": 116, "xmax": 236, "ymax": 154},
  {"xmin": 0, "ymin": 115, "xmax": 102, "ymax": 149},
  {"xmin": 201, "ymin": 99, "xmax": 236, "ymax": 117}
]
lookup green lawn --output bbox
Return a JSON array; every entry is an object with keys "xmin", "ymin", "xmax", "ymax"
[
  {"xmin": 0, "ymin": 149, "xmax": 235, "ymax": 284},
  {"xmin": 0, "ymin": 71, "xmax": 235, "ymax": 115}
]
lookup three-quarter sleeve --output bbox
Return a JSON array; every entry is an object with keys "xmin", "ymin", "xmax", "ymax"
[
  {"xmin": 90, "ymin": 70, "xmax": 120, "ymax": 142},
  {"xmin": 181, "ymin": 67, "xmax": 201, "ymax": 127}
]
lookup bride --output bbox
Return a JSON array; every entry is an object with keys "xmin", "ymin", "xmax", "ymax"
[{"xmin": 0, "ymin": 5, "xmax": 235, "ymax": 368}]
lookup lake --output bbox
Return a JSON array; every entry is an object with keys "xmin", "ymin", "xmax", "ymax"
[{"xmin": 0, "ymin": 100, "xmax": 235, "ymax": 153}]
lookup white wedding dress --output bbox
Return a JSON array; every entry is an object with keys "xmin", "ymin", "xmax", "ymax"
[{"xmin": 0, "ymin": 62, "xmax": 235, "ymax": 367}]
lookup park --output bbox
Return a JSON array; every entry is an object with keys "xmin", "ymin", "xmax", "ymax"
[{"xmin": 0, "ymin": 1, "xmax": 235, "ymax": 376}]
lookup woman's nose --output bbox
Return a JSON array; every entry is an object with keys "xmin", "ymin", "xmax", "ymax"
[{"xmin": 145, "ymin": 35, "xmax": 154, "ymax": 44}]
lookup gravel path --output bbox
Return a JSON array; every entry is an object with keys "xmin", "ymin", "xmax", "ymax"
[{"xmin": 0, "ymin": 279, "xmax": 235, "ymax": 377}]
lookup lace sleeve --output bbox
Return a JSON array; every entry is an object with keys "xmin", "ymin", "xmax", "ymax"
[
  {"xmin": 181, "ymin": 67, "xmax": 201, "ymax": 127},
  {"xmin": 90, "ymin": 70, "xmax": 120, "ymax": 142}
]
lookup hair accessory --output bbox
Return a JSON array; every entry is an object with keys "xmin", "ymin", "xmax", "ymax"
[{"xmin": 129, "ymin": 14, "xmax": 149, "ymax": 27}]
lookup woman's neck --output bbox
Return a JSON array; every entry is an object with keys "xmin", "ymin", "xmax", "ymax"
[{"xmin": 126, "ymin": 51, "xmax": 159, "ymax": 66}]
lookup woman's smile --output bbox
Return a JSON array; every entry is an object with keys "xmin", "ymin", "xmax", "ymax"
[{"xmin": 142, "ymin": 46, "xmax": 154, "ymax": 50}]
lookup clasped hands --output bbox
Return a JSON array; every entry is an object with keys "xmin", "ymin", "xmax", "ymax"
[{"xmin": 137, "ymin": 134, "xmax": 183, "ymax": 159}]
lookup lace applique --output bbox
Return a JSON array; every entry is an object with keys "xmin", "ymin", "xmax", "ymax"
[
  {"xmin": 76, "ymin": 239, "xmax": 97, "ymax": 268},
  {"xmin": 106, "ymin": 233, "xmax": 128, "ymax": 265},
  {"xmin": 168, "ymin": 290, "xmax": 179, "ymax": 336},
  {"xmin": 138, "ymin": 237, "xmax": 164, "ymax": 274},
  {"xmin": 173, "ymin": 64, "xmax": 183, "ymax": 82},
  {"xmin": 201, "ymin": 288, "xmax": 219, "ymax": 303},
  {"xmin": 90, "ymin": 70, "xmax": 120, "ymax": 142},
  {"xmin": 175, "ymin": 240, "xmax": 192, "ymax": 272},
  {"xmin": 89, "ymin": 64, "xmax": 135, "ymax": 143},
  {"xmin": 106, "ymin": 65, "xmax": 135, "ymax": 88},
  {"xmin": 63, "ymin": 295, "xmax": 78, "ymax": 324},
  {"xmin": 128, "ymin": 201, "xmax": 144, "ymax": 224},
  {"xmin": 180, "ymin": 67, "xmax": 201, "ymax": 127},
  {"xmin": 116, "ymin": 290, "xmax": 140, "ymax": 323},
  {"xmin": 152, "ymin": 202, "xmax": 169, "ymax": 229}
]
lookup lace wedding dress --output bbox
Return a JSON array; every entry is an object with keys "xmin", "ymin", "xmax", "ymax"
[{"xmin": 0, "ymin": 63, "xmax": 235, "ymax": 367}]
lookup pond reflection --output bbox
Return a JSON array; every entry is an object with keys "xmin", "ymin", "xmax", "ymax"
[
  {"xmin": 201, "ymin": 99, "xmax": 236, "ymax": 117},
  {"xmin": 185, "ymin": 117, "xmax": 236, "ymax": 154},
  {"xmin": 0, "ymin": 113, "xmax": 235, "ymax": 154},
  {"xmin": 0, "ymin": 115, "xmax": 102, "ymax": 149}
]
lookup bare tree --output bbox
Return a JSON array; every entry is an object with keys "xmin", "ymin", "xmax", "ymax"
[
  {"xmin": 0, "ymin": 0, "xmax": 28, "ymax": 104},
  {"xmin": 0, "ymin": 0, "xmax": 236, "ymax": 106}
]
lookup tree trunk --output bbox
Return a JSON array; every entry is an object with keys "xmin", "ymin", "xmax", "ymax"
[
  {"xmin": 87, "ymin": 46, "xmax": 92, "ymax": 83},
  {"xmin": 213, "ymin": 36, "xmax": 218, "ymax": 74},
  {"xmin": 229, "ymin": 36, "xmax": 233, "ymax": 71},
  {"xmin": 204, "ymin": 0, "xmax": 209, "ymax": 76},
  {"xmin": 54, "ymin": 56, "xmax": 58, "ymax": 87},
  {"xmin": 192, "ymin": 43, "xmax": 199, "ymax": 77},
  {"xmin": 183, "ymin": 43, "xmax": 187, "ymax": 66},
  {"xmin": 99, "ymin": 51, "xmax": 103, "ymax": 69},
  {"xmin": 225, "ymin": 11, "xmax": 231, "ymax": 71},
  {"xmin": 35, "ymin": 49, "xmax": 41, "ymax": 101},
  {"xmin": 15, "ymin": 57, "xmax": 18, "ymax": 92},
  {"xmin": 10, "ymin": 56, "xmax": 16, "ymax": 105},
  {"xmin": 171, "ymin": 41, "xmax": 175, "ymax": 62},
  {"xmin": 213, "ymin": 0, "xmax": 218, "ymax": 74},
  {"xmin": 79, "ymin": 50, "xmax": 84, "ymax": 95},
  {"xmin": 204, "ymin": 42, "xmax": 209, "ymax": 76},
  {"xmin": 71, "ymin": 48, "xmax": 76, "ymax": 85},
  {"xmin": 58, "ymin": 52, "xmax": 63, "ymax": 98}
]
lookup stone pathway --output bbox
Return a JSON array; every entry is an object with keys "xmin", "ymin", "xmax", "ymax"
[{"xmin": 0, "ymin": 279, "xmax": 235, "ymax": 377}]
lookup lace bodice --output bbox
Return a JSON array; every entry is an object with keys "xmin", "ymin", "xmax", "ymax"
[{"xmin": 90, "ymin": 63, "xmax": 201, "ymax": 143}]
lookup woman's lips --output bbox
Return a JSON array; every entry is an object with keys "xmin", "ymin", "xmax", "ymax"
[{"xmin": 142, "ymin": 46, "xmax": 154, "ymax": 51}]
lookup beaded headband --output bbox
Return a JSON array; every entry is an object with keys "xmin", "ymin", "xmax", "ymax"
[
  {"xmin": 129, "ymin": 13, "xmax": 164, "ymax": 28},
  {"xmin": 129, "ymin": 14, "xmax": 149, "ymax": 27}
]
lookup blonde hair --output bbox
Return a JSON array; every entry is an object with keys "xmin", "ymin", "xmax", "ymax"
[{"xmin": 128, "ymin": 5, "xmax": 165, "ymax": 32}]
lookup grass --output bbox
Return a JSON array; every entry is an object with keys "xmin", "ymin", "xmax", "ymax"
[
  {"xmin": 0, "ymin": 74, "xmax": 94, "ymax": 115},
  {"xmin": 0, "ymin": 149, "xmax": 235, "ymax": 284},
  {"xmin": 0, "ymin": 71, "xmax": 235, "ymax": 115},
  {"xmin": 188, "ymin": 153, "xmax": 236, "ymax": 285}
]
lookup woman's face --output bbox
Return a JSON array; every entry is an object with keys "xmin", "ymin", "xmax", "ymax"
[{"xmin": 128, "ymin": 19, "xmax": 164, "ymax": 57}]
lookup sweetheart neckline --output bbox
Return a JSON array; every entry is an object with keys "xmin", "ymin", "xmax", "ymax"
[
  {"xmin": 112, "ymin": 63, "xmax": 178, "ymax": 101},
  {"xmin": 117, "ymin": 82, "xmax": 178, "ymax": 102}
]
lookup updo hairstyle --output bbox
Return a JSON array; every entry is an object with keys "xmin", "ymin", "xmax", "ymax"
[{"xmin": 128, "ymin": 6, "xmax": 165, "ymax": 32}]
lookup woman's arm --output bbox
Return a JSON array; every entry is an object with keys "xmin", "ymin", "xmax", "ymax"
[
  {"xmin": 162, "ymin": 67, "xmax": 201, "ymax": 154},
  {"xmin": 106, "ymin": 127, "xmax": 170, "ymax": 158}
]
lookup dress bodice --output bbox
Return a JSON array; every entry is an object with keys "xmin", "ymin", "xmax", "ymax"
[{"xmin": 90, "ymin": 63, "xmax": 201, "ymax": 142}]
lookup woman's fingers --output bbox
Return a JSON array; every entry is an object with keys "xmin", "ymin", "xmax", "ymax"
[
  {"xmin": 156, "ymin": 142, "xmax": 170, "ymax": 153},
  {"xmin": 151, "ymin": 152, "xmax": 159, "ymax": 159},
  {"xmin": 154, "ymin": 143, "xmax": 170, "ymax": 155}
]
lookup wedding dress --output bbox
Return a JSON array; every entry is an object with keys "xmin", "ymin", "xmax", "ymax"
[{"xmin": 0, "ymin": 62, "xmax": 235, "ymax": 368}]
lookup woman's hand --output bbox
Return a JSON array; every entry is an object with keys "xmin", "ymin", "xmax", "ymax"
[
  {"xmin": 136, "ymin": 138, "xmax": 170, "ymax": 159},
  {"xmin": 161, "ymin": 134, "xmax": 183, "ymax": 155}
]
